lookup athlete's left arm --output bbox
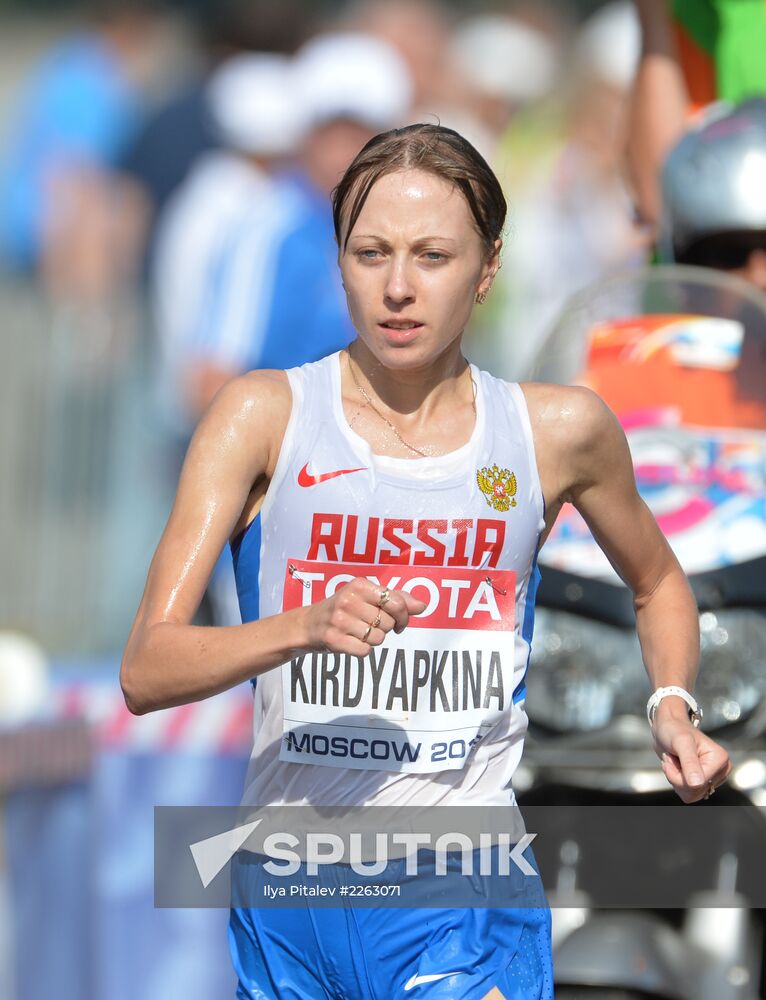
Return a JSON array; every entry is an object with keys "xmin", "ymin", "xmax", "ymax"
[{"xmin": 535, "ymin": 385, "xmax": 732, "ymax": 804}]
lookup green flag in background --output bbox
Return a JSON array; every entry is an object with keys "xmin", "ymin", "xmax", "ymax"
[{"xmin": 673, "ymin": 0, "xmax": 766, "ymax": 104}]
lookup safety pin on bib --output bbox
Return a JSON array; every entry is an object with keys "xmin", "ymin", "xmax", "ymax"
[
  {"xmin": 288, "ymin": 563, "xmax": 311, "ymax": 589},
  {"xmin": 485, "ymin": 575, "xmax": 507, "ymax": 596}
]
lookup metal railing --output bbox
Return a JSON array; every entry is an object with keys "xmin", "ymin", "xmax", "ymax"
[{"xmin": 0, "ymin": 279, "xmax": 175, "ymax": 655}]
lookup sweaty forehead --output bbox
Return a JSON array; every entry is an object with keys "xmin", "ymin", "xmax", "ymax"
[{"xmin": 349, "ymin": 168, "xmax": 475, "ymax": 241}]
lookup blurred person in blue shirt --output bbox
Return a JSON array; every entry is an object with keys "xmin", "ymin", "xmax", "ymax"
[
  {"xmin": 189, "ymin": 33, "xmax": 414, "ymax": 419},
  {"xmin": 184, "ymin": 34, "xmax": 413, "ymax": 627},
  {"xmin": 0, "ymin": 1, "xmax": 160, "ymax": 290},
  {"xmin": 119, "ymin": 0, "xmax": 315, "ymax": 275},
  {"xmin": 153, "ymin": 52, "xmax": 308, "ymax": 439},
  {"xmin": 152, "ymin": 52, "xmax": 311, "ymax": 628}
]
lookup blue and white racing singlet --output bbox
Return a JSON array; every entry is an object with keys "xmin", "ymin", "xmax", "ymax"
[{"xmin": 231, "ymin": 352, "xmax": 545, "ymax": 808}]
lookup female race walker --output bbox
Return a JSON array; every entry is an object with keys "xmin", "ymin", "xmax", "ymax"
[{"xmin": 122, "ymin": 124, "xmax": 732, "ymax": 1000}]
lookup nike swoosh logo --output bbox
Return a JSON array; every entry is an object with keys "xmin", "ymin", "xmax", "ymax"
[
  {"xmin": 404, "ymin": 972, "xmax": 462, "ymax": 991},
  {"xmin": 297, "ymin": 462, "xmax": 367, "ymax": 487}
]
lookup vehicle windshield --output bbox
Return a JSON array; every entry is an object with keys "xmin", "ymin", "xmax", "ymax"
[{"xmin": 531, "ymin": 265, "xmax": 766, "ymax": 578}]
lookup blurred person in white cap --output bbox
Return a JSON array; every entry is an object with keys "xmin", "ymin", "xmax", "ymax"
[
  {"xmin": 290, "ymin": 31, "xmax": 414, "ymax": 208},
  {"xmin": 151, "ymin": 52, "xmax": 308, "ymax": 628},
  {"xmin": 188, "ymin": 32, "xmax": 415, "ymax": 418},
  {"xmin": 118, "ymin": 0, "xmax": 315, "ymax": 271},
  {"xmin": 152, "ymin": 52, "xmax": 307, "ymax": 439}
]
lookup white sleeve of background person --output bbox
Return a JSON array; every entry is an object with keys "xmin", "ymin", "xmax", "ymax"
[
  {"xmin": 152, "ymin": 185, "xmax": 200, "ymax": 413},
  {"xmin": 151, "ymin": 153, "xmax": 263, "ymax": 426},
  {"xmin": 152, "ymin": 179, "xmax": 219, "ymax": 430},
  {"xmin": 194, "ymin": 195, "xmax": 301, "ymax": 371},
  {"xmin": 153, "ymin": 155, "xmax": 242, "ymax": 369}
]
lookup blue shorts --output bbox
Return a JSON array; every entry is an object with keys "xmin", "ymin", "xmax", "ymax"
[{"xmin": 228, "ymin": 849, "xmax": 553, "ymax": 999}]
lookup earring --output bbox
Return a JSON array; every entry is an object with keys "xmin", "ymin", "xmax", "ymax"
[{"xmin": 476, "ymin": 290, "xmax": 487, "ymax": 305}]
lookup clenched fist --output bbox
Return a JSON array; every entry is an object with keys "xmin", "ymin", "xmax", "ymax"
[{"xmin": 303, "ymin": 578, "xmax": 427, "ymax": 657}]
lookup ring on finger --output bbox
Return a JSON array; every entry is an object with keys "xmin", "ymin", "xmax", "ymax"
[
  {"xmin": 704, "ymin": 780, "xmax": 716, "ymax": 800},
  {"xmin": 362, "ymin": 623, "xmax": 373, "ymax": 643},
  {"xmin": 378, "ymin": 587, "xmax": 390, "ymax": 607},
  {"xmin": 372, "ymin": 613, "xmax": 382, "ymax": 629}
]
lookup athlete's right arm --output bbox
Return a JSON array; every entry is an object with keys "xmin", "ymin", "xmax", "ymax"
[{"xmin": 120, "ymin": 372, "xmax": 421, "ymax": 715}]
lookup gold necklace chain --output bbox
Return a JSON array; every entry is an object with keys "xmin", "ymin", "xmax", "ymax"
[{"xmin": 346, "ymin": 351, "xmax": 476, "ymax": 459}]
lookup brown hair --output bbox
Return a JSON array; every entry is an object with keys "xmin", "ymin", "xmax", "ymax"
[{"xmin": 332, "ymin": 123, "xmax": 507, "ymax": 255}]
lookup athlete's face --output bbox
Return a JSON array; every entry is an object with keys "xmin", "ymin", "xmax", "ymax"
[{"xmin": 338, "ymin": 168, "xmax": 500, "ymax": 369}]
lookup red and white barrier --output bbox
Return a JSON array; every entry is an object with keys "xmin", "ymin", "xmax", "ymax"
[{"xmin": 47, "ymin": 682, "xmax": 254, "ymax": 755}]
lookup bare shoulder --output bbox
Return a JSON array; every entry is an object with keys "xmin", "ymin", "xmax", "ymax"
[
  {"xmin": 518, "ymin": 382, "xmax": 616, "ymax": 449},
  {"xmin": 200, "ymin": 368, "xmax": 292, "ymax": 431},
  {"xmin": 188, "ymin": 370, "xmax": 292, "ymax": 486},
  {"xmin": 518, "ymin": 382, "xmax": 629, "ymax": 505}
]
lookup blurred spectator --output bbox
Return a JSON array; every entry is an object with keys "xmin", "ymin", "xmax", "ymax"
[
  {"xmin": 188, "ymin": 32, "xmax": 414, "ymax": 421},
  {"xmin": 119, "ymin": 0, "xmax": 314, "ymax": 272},
  {"xmin": 0, "ymin": 1, "xmax": 163, "ymax": 298},
  {"xmin": 489, "ymin": 1, "xmax": 646, "ymax": 379},
  {"xmin": 659, "ymin": 97, "xmax": 766, "ymax": 292},
  {"xmin": 152, "ymin": 52, "xmax": 307, "ymax": 435},
  {"xmin": 292, "ymin": 31, "xmax": 413, "ymax": 201},
  {"xmin": 181, "ymin": 33, "xmax": 413, "ymax": 627}
]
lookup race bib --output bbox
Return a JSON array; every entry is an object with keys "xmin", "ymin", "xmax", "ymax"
[{"xmin": 279, "ymin": 559, "xmax": 517, "ymax": 773}]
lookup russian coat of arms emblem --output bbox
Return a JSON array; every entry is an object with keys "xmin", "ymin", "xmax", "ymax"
[{"xmin": 476, "ymin": 464, "xmax": 517, "ymax": 511}]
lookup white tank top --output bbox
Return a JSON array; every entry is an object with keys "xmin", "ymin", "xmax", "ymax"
[{"xmin": 232, "ymin": 352, "xmax": 545, "ymax": 807}]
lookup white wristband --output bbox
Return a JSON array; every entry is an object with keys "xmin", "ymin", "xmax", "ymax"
[{"xmin": 647, "ymin": 686, "xmax": 702, "ymax": 727}]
